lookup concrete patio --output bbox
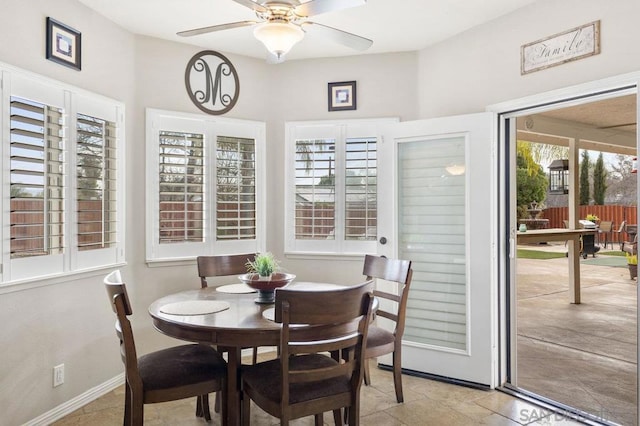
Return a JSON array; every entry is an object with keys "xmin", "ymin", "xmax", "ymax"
[{"xmin": 517, "ymin": 242, "xmax": 637, "ymax": 425}]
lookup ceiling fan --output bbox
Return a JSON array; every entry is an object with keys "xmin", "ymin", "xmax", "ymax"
[{"xmin": 177, "ymin": 0, "xmax": 373, "ymax": 62}]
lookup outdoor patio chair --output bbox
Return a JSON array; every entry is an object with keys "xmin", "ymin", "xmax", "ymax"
[
  {"xmin": 597, "ymin": 221, "xmax": 613, "ymax": 249},
  {"xmin": 613, "ymin": 221, "xmax": 627, "ymax": 250}
]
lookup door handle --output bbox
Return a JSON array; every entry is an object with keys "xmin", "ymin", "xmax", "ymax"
[{"xmin": 379, "ymin": 237, "xmax": 387, "ymax": 245}]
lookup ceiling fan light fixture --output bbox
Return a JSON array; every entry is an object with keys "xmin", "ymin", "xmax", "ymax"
[{"xmin": 253, "ymin": 21, "xmax": 304, "ymax": 59}]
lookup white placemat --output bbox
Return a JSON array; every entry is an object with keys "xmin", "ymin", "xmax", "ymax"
[
  {"xmin": 216, "ymin": 283, "xmax": 257, "ymax": 294},
  {"xmin": 160, "ymin": 300, "xmax": 230, "ymax": 315},
  {"xmin": 262, "ymin": 307, "xmax": 275, "ymax": 321}
]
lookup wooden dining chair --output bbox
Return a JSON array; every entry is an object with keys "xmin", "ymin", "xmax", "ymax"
[
  {"xmin": 197, "ymin": 253, "xmax": 257, "ymax": 288},
  {"xmin": 362, "ymin": 254, "xmax": 413, "ymax": 403},
  {"xmin": 103, "ymin": 270, "xmax": 227, "ymax": 425},
  {"xmin": 197, "ymin": 253, "xmax": 259, "ymax": 415},
  {"xmin": 197, "ymin": 253, "xmax": 259, "ymax": 365},
  {"xmin": 241, "ymin": 280, "xmax": 375, "ymax": 426}
]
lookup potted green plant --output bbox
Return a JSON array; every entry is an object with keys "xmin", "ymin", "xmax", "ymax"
[
  {"xmin": 625, "ymin": 253, "xmax": 638, "ymax": 279},
  {"xmin": 626, "ymin": 252, "xmax": 638, "ymax": 279},
  {"xmin": 585, "ymin": 213, "xmax": 600, "ymax": 223},
  {"xmin": 245, "ymin": 252, "xmax": 280, "ymax": 280}
]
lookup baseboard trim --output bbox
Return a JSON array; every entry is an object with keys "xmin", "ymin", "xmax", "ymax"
[{"xmin": 25, "ymin": 373, "xmax": 125, "ymax": 426}]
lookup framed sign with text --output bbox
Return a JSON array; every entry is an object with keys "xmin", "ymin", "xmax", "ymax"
[{"xmin": 521, "ymin": 21, "xmax": 600, "ymax": 75}]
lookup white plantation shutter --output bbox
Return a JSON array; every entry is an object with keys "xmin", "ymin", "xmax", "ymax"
[
  {"xmin": 146, "ymin": 109, "xmax": 265, "ymax": 262},
  {"xmin": 76, "ymin": 113, "xmax": 117, "ymax": 251},
  {"xmin": 399, "ymin": 137, "xmax": 467, "ymax": 350},
  {"xmin": 345, "ymin": 137, "xmax": 376, "ymax": 241},
  {"xmin": 216, "ymin": 136, "xmax": 256, "ymax": 240},
  {"xmin": 9, "ymin": 96, "xmax": 64, "ymax": 258},
  {"xmin": 294, "ymin": 138, "xmax": 336, "ymax": 240},
  {"xmin": 3, "ymin": 70, "xmax": 125, "ymax": 284},
  {"xmin": 158, "ymin": 131, "xmax": 205, "ymax": 244},
  {"xmin": 285, "ymin": 119, "xmax": 395, "ymax": 255}
]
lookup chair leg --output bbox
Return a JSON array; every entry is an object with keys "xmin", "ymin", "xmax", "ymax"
[
  {"xmin": 214, "ymin": 391, "xmax": 221, "ymax": 413},
  {"xmin": 220, "ymin": 380, "xmax": 227, "ymax": 424},
  {"xmin": 332, "ymin": 409, "xmax": 343, "ymax": 426},
  {"xmin": 252, "ymin": 347, "xmax": 258, "ymax": 364},
  {"xmin": 392, "ymin": 349, "xmax": 404, "ymax": 403},
  {"xmin": 314, "ymin": 412, "xmax": 323, "ymax": 426},
  {"xmin": 124, "ymin": 382, "xmax": 132, "ymax": 425},
  {"xmin": 347, "ymin": 402, "xmax": 359, "ymax": 426},
  {"xmin": 196, "ymin": 394, "xmax": 211, "ymax": 421},
  {"xmin": 241, "ymin": 390, "xmax": 250, "ymax": 426},
  {"xmin": 130, "ymin": 391, "xmax": 144, "ymax": 426},
  {"xmin": 363, "ymin": 358, "xmax": 371, "ymax": 386}
]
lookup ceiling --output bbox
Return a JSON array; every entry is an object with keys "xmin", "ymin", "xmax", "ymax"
[
  {"xmin": 78, "ymin": 0, "xmax": 637, "ymax": 151},
  {"xmin": 78, "ymin": 0, "xmax": 538, "ymax": 61},
  {"xmin": 518, "ymin": 95, "xmax": 638, "ymax": 155}
]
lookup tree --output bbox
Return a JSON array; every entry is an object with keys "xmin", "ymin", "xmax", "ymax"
[
  {"xmin": 516, "ymin": 153, "xmax": 547, "ymax": 218},
  {"xmin": 517, "ymin": 141, "xmax": 569, "ymax": 170},
  {"xmin": 606, "ymin": 154, "xmax": 636, "ymax": 205},
  {"xmin": 592, "ymin": 152, "xmax": 607, "ymax": 205},
  {"xmin": 579, "ymin": 150, "xmax": 591, "ymax": 205}
]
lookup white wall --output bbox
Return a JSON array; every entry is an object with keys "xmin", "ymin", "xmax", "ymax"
[
  {"xmin": 0, "ymin": 2, "xmax": 419, "ymax": 423},
  {"xmin": 0, "ymin": 1, "xmax": 137, "ymax": 425},
  {"xmin": 417, "ymin": 0, "xmax": 640, "ymax": 118},
  {"xmin": 132, "ymin": 37, "xmax": 419, "ymax": 291},
  {"xmin": 2, "ymin": 0, "xmax": 639, "ymax": 423}
]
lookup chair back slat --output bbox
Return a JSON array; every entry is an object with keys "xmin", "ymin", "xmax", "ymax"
[
  {"xmin": 197, "ymin": 253, "xmax": 256, "ymax": 288},
  {"xmin": 363, "ymin": 255, "xmax": 413, "ymax": 338},
  {"xmin": 363, "ymin": 255, "xmax": 411, "ymax": 284},
  {"xmin": 275, "ymin": 280, "xmax": 374, "ymax": 405},
  {"xmin": 275, "ymin": 280, "xmax": 374, "ymax": 325},
  {"xmin": 373, "ymin": 289, "xmax": 402, "ymax": 303},
  {"xmin": 104, "ymin": 270, "xmax": 141, "ymax": 388}
]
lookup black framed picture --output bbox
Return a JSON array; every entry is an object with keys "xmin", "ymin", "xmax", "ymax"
[
  {"xmin": 328, "ymin": 81, "xmax": 356, "ymax": 111},
  {"xmin": 46, "ymin": 17, "xmax": 81, "ymax": 70}
]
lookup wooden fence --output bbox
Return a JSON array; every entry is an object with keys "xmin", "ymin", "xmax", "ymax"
[{"xmin": 542, "ymin": 205, "xmax": 637, "ymax": 233}]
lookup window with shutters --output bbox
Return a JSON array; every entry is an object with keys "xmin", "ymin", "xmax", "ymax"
[
  {"xmin": 76, "ymin": 113, "xmax": 117, "ymax": 252},
  {"xmin": 1, "ymin": 69, "xmax": 125, "ymax": 285},
  {"xmin": 216, "ymin": 136, "xmax": 256, "ymax": 241},
  {"xmin": 158, "ymin": 131, "xmax": 204, "ymax": 244},
  {"xmin": 10, "ymin": 97, "xmax": 64, "ymax": 259},
  {"xmin": 285, "ymin": 119, "xmax": 395, "ymax": 255},
  {"xmin": 146, "ymin": 109, "xmax": 265, "ymax": 262}
]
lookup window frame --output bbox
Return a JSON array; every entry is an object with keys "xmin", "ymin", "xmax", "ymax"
[
  {"xmin": 145, "ymin": 108, "xmax": 266, "ymax": 263},
  {"xmin": 284, "ymin": 118, "xmax": 397, "ymax": 256},
  {"xmin": 0, "ymin": 64, "xmax": 126, "ymax": 287}
]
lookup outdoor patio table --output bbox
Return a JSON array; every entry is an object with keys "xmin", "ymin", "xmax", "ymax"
[{"xmin": 516, "ymin": 228, "xmax": 596, "ymax": 304}]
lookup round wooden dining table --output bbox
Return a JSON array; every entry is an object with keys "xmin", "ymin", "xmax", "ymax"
[{"xmin": 148, "ymin": 281, "xmax": 346, "ymax": 426}]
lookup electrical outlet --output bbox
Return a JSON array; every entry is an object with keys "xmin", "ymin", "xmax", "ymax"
[{"xmin": 53, "ymin": 364, "xmax": 64, "ymax": 387}]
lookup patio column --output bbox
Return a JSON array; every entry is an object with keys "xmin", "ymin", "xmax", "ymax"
[{"xmin": 568, "ymin": 138, "xmax": 581, "ymax": 303}]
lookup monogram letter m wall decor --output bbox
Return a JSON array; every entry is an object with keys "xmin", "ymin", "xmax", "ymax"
[{"xmin": 185, "ymin": 51, "xmax": 240, "ymax": 115}]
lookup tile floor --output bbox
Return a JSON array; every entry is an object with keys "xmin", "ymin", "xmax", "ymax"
[
  {"xmin": 53, "ymin": 357, "xmax": 585, "ymax": 426},
  {"xmin": 54, "ymin": 244, "xmax": 637, "ymax": 426}
]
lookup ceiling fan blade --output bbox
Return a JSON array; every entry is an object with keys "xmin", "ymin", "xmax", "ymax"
[
  {"xmin": 231, "ymin": 0, "xmax": 268, "ymax": 13},
  {"xmin": 302, "ymin": 22, "xmax": 372, "ymax": 51},
  {"xmin": 599, "ymin": 122, "xmax": 637, "ymax": 129},
  {"xmin": 177, "ymin": 21, "xmax": 257, "ymax": 37},
  {"xmin": 295, "ymin": 0, "xmax": 366, "ymax": 17}
]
